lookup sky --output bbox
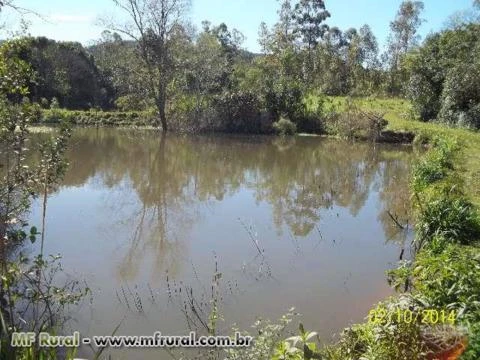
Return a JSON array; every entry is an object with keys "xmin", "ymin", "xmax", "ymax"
[{"xmin": 1, "ymin": 0, "xmax": 476, "ymax": 52}]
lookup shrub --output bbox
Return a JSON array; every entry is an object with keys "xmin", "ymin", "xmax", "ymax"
[
  {"xmin": 273, "ymin": 116, "xmax": 297, "ymax": 136},
  {"xmin": 50, "ymin": 97, "xmax": 60, "ymax": 109},
  {"xmin": 411, "ymin": 137, "xmax": 458, "ymax": 192},
  {"xmin": 41, "ymin": 109, "xmax": 157, "ymax": 126},
  {"xmin": 324, "ymin": 296, "xmax": 426, "ymax": 360},
  {"xmin": 326, "ymin": 99, "xmax": 387, "ymax": 140},
  {"xmin": 462, "ymin": 321, "xmax": 480, "ymax": 360},
  {"xmin": 412, "ymin": 245, "xmax": 480, "ymax": 323},
  {"xmin": 406, "ymin": 25, "xmax": 480, "ymax": 127},
  {"xmin": 224, "ymin": 309, "xmax": 298, "ymax": 360},
  {"xmin": 410, "ymin": 136, "xmax": 480, "ymax": 247},
  {"xmin": 412, "ymin": 131, "xmax": 432, "ymax": 147},
  {"xmin": 408, "ymin": 71, "xmax": 442, "ymax": 121},
  {"xmin": 114, "ymin": 94, "xmax": 151, "ymax": 111},
  {"xmin": 40, "ymin": 97, "xmax": 49, "ymax": 109},
  {"xmin": 212, "ymin": 90, "xmax": 263, "ymax": 133},
  {"xmin": 438, "ymin": 63, "xmax": 480, "ymax": 128},
  {"xmin": 416, "ymin": 196, "xmax": 480, "ymax": 246},
  {"xmin": 297, "ymin": 91, "xmax": 329, "ymax": 133},
  {"xmin": 264, "ymin": 82, "xmax": 303, "ymax": 118}
]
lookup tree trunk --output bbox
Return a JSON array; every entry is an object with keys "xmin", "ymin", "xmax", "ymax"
[
  {"xmin": 159, "ymin": 104, "xmax": 168, "ymax": 133},
  {"xmin": 156, "ymin": 92, "xmax": 168, "ymax": 133}
]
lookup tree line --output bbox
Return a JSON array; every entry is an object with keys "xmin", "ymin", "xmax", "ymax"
[{"xmin": 3, "ymin": 0, "xmax": 480, "ymax": 132}]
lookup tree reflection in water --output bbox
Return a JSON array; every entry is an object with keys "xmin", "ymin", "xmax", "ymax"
[
  {"xmin": 50, "ymin": 129, "xmax": 415, "ymax": 282},
  {"xmin": 28, "ymin": 128, "xmax": 418, "ymax": 359}
]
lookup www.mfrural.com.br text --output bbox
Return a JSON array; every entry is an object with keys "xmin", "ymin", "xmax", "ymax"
[{"xmin": 11, "ymin": 331, "xmax": 253, "ymax": 349}]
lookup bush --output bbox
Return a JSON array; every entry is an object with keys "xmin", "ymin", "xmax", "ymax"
[
  {"xmin": 411, "ymin": 137, "xmax": 480, "ymax": 247},
  {"xmin": 326, "ymin": 99, "xmax": 387, "ymax": 140},
  {"xmin": 273, "ymin": 116, "xmax": 297, "ymax": 135},
  {"xmin": 212, "ymin": 90, "xmax": 263, "ymax": 133},
  {"xmin": 50, "ymin": 97, "xmax": 60, "ymax": 109},
  {"xmin": 225, "ymin": 309, "xmax": 298, "ymax": 360},
  {"xmin": 41, "ymin": 109, "xmax": 157, "ymax": 126},
  {"xmin": 39, "ymin": 97, "xmax": 49, "ymax": 109},
  {"xmin": 412, "ymin": 131, "xmax": 432, "ymax": 147},
  {"xmin": 416, "ymin": 196, "xmax": 480, "ymax": 246},
  {"xmin": 406, "ymin": 25, "xmax": 480, "ymax": 127},
  {"xmin": 412, "ymin": 245, "xmax": 480, "ymax": 323},
  {"xmin": 462, "ymin": 322, "xmax": 480, "ymax": 360},
  {"xmin": 408, "ymin": 71, "xmax": 442, "ymax": 121},
  {"xmin": 324, "ymin": 296, "xmax": 426, "ymax": 360},
  {"xmin": 438, "ymin": 63, "xmax": 480, "ymax": 128},
  {"xmin": 411, "ymin": 137, "xmax": 457, "ymax": 192},
  {"xmin": 297, "ymin": 91, "xmax": 329, "ymax": 133},
  {"xmin": 264, "ymin": 81, "xmax": 304, "ymax": 121},
  {"xmin": 114, "ymin": 94, "xmax": 151, "ymax": 111}
]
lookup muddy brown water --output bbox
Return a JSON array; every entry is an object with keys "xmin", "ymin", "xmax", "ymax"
[{"xmin": 28, "ymin": 128, "xmax": 414, "ymax": 359}]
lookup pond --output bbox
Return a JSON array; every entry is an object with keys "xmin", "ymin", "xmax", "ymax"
[{"xmin": 29, "ymin": 128, "xmax": 414, "ymax": 359}]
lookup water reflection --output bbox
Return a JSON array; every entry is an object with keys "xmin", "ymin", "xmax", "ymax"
[
  {"xmin": 61, "ymin": 129, "xmax": 412, "ymax": 245},
  {"xmin": 30, "ymin": 128, "xmax": 414, "ymax": 358}
]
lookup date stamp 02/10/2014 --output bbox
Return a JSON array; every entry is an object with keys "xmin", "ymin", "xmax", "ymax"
[{"xmin": 368, "ymin": 308, "xmax": 458, "ymax": 326}]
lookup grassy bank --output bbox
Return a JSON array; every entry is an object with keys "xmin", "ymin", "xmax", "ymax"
[
  {"xmin": 326, "ymin": 135, "xmax": 480, "ymax": 359},
  {"xmin": 329, "ymin": 97, "xmax": 480, "ymax": 207},
  {"xmin": 41, "ymin": 108, "xmax": 157, "ymax": 127}
]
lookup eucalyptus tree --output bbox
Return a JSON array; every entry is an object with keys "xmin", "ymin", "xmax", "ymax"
[
  {"xmin": 446, "ymin": 0, "xmax": 480, "ymax": 29},
  {"xmin": 273, "ymin": 0, "xmax": 297, "ymax": 52},
  {"xmin": 358, "ymin": 25, "xmax": 379, "ymax": 71},
  {"xmin": 258, "ymin": 21, "xmax": 271, "ymax": 54},
  {"xmin": 292, "ymin": 0, "xmax": 330, "ymax": 51},
  {"xmin": 292, "ymin": 0, "xmax": 330, "ymax": 82},
  {"xmin": 105, "ymin": 0, "xmax": 191, "ymax": 132},
  {"xmin": 386, "ymin": 0, "xmax": 424, "ymax": 94},
  {"xmin": 351, "ymin": 25, "xmax": 380, "ymax": 93}
]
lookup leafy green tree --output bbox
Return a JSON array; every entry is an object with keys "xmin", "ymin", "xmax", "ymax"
[
  {"xmin": 179, "ymin": 29, "xmax": 225, "ymax": 120},
  {"xmin": 407, "ymin": 24, "xmax": 480, "ymax": 127},
  {"xmin": 438, "ymin": 62, "xmax": 480, "ymax": 128},
  {"xmin": 6, "ymin": 37, "xmax": 114, "ymax": 109},
  {"xmin": 314, "ymin": 27, "xmax": 347, "ymax": 94},
  {"xmin": 90, "ymin": 31, "xmax": 150, "ymax": 110},
  {"xmin": 358, "ymin": 25, "xmax": 381, "ymax": 92}
]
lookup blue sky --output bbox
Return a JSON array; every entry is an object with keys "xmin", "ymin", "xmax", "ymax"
[{"xmin": 2, "ymin": 0, "xmax": 476, "ymax": 52}]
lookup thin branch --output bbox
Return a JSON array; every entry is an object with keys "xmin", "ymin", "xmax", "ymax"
[{"xmin": 387, "ymin": 210, "xmax": 405, "ymax": 230}]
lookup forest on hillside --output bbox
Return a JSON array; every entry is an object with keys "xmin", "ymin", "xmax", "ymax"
[{"xmin": 2, "ymin": 0, "xmax": 480, "ymax": 133}]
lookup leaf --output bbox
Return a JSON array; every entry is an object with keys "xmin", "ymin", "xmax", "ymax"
[
  {"xmin": 286, "ymin": 335, "xmax": 302, "ymax": 347},
  {"xmin": 305, "ymin": 331, "xmax": 318, "ymax": 342},
  {"xmin": 299, "ymin": 322, "xmax": 305, "ymax": 336}
]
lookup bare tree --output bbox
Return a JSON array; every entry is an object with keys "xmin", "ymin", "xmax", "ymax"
[
  {"xmin": 0, "ymin": 0, "xmax": 44, "ymax": 19},
  {"xmin": 104, "ymin": 0, "xmax": 191, "ymax": 132}
]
